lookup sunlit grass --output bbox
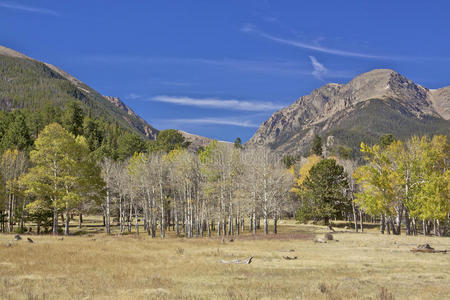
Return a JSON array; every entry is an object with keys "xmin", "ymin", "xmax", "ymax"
[{"xmin": 0, "ymin": 217, "xmax": 449, "ymax": 299}]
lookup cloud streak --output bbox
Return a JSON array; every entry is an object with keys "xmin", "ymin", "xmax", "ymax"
[
  {"xmin": 0, "ymin": 1, "xmax": 59, "ymax": 16},
  {"xmin": 309, "ymin": 56, "xmax": 327, "ymax": 80},
  {"xmin": 242, "ymin": 25, "xmax": 389, "ymax": 59},
  {"xmin": 167, "ymin": 118, "xmax": 259, "ymax": 128},
  {"xmin": 75, "ymin": 55, "xmax": 318, "ymax": 76},
  {"xmin": 151, "ymin": 95, "xmax": 283, "ymax": 112}
]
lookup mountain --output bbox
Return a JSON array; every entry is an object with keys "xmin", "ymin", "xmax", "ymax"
[
  {"xmin": 0, "ymin": 45, "xmax": 158, "ymax": 139},
  {"xmin": 247, "ymin": 69, "xmax": 450, "ymax": 157},
  {"xmin": 0, "ymin": 45, "xmax": 220, "ymax": 149}
]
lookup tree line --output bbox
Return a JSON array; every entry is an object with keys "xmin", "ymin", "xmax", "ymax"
[
  {"xmin": 0, "ymin": 104, "xmax": 448, "ymax": 237},
  {"xmin": 294, "ymin": 134, "xmax": 449, "ymax": 236}
]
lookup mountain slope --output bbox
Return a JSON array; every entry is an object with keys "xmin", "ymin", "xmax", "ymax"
[
  {"xmin": 0, "ymin": 45, "xmax": 158, "ymax": 139},
  {"xmin": 248, "ymin": 69, "xmax": 450, "ymax": 157}
]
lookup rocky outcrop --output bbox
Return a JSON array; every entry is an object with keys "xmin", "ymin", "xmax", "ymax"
[
  {"xmin": 178, "ymin": 130, "xmax": 232, "ymax": 151},
  {"xmin": 247, "ymin": 69, "xmax": 450, "ymax": 156},
  {"xmin": 103, "ymin": 95, "xmax": 158, "ymax": 140}
]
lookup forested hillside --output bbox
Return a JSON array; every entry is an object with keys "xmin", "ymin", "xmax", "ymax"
[{"xmin": 0, "ymin": 46, "xmax": 158, "ymax": 140}]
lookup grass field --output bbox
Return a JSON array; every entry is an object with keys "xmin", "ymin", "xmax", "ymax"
[{"xmin": 0, "ymin": 218, "xmax": 449, "ymax": 299}]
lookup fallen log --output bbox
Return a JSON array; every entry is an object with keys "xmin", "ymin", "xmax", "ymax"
[
  {"xmin": 410, "ymin": 244, "xmax": 447, "ymax": 253},
  {"xmin": 410, "ymin": 248, "xmax": 447, "ymax": 253},
  {"xmin": 220, "ymin": 256, "xmax": 254, "ymax": 264},
  {"xmin": 282, "ymin": 256, "xmax": 298, "ymax": 260}
]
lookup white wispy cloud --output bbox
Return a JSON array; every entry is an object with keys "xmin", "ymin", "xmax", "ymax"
[
  {"xmin": 168, "ymin": 118, "xmax": 259, "ymax": 128},
  {"xmin": 242, "ymin": 25, "xmax": 389, "ymax": 59},
  {"xmin": 126, "ymin": 93, "xmax": 142, "ymax": 100},
  {"xmin": 0, "ymin": 1, "xmax": 59, "ymax": 16},
  {"xmin": 75, "ymin": 55, "xmax": 315, "ymax": 76},
  {"xmin": 309, "ymin": 56, "xmax": 327, "ymax": 80},
  {"xmin": 151, "ymin": 95, "xmax": 283, "ymax": 112}
]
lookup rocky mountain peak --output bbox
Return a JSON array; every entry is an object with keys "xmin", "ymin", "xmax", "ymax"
[{"xmin": 247, "ymin": 69, "xmax": 449, "ymax": 156}]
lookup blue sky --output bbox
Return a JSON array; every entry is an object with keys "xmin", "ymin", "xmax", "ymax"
[{"xmin": 2, "ymin": 1, "xmax": 450, "ymax": 142}]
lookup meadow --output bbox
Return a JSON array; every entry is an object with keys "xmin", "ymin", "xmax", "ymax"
[{"xmin": 0, "ymin": 218, "xmax": 449, "ymax": 300}]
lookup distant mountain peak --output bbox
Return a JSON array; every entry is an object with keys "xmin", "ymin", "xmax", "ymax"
[{"xmin": 248, "ymin": 69, "xmax": 449, "ymax": 157}]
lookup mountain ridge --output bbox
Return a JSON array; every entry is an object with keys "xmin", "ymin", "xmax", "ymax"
[
  {"xmin": 0, "ymin": 45, "xmax": 216, "ymax": 147},
  {"xmin": 248, "ymin": 69, "xmax": 449, "ymax": 157}
]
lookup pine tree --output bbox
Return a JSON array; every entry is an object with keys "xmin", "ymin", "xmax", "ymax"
[
  {"xmin": 296, "ymin": 158, "xmax": 349, "ymax": 225},
  {"xmin": 311, "ymin": 134, "xmax": 323, "ymax": 156},
  {"xmin": 63, "ymin": 101, "xmax": 84, "ymax": 136},
  {"xmin": 0, "ymin": 111, "xmax": 32, "ymax": 152}
]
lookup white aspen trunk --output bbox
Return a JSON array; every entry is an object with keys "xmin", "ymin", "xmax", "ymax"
[
  {"xmin": 20, "ymin": 197, "xmax": 25, "ymax": 230},
  {"xmin": 52, "ymin": 165, "xmax": 59, "ymax": 235},
  {"xmin": 106, "ymin": 188, "xmax": 111, "ymax": 235},
  {"xmin": 128, "ymin": 200, "xmax": 132, "ymax": 232},
  {"xmin": 436, "ymin": 219, "xmax": 441, "ymax": 236},
  {"xmin": 252, "ymin": 212, "xmax": 257, "ymax": 235},
  {"xmin": 134, "ymin": 203, "xmax": 139, "ymax": 235},
  {"xmin": 152, "ymin": 189, "xmax": 157, "ymax": 238},
  {"xmin": 64, "ymin": 208, "xmax": 70, "ymax": 236},
  {"xmin": 263, "ymin": 174, "xmax": 268, "ymax": 235},
  {"xmin": 175, "ymin": 197, "xmax": 180, "ymax": 236},
  {"xmin": 386, "ymin": 216, "xmax": 391, "ymax": 234},
  {"xmin": 119, "ymin": 195, "xmax": 124, "ymax": 233},
  {"xmin": 412, "ymin": 217, "xmax": 417, "ymax": 235},
  {"xmin": 160, "ymin": 179, "xmax": 165, "ymax": 238},
  {"xmin": 395, "ymin": 206, "xmax": 403, "ymax": 235},
  {"xmin": 52, "ymin": 201, "xmax": 58, "ymax": 235},
  {"xmin": 217, "ymin": 220, "xmax": 221, "ymax": 237},
  {"xmin": 145, "ymin": 190, "xmax": 151, "ymax": 235},
  {"xmin": 423, "ymin": 219, "xmax": 427, "ymax": 235},
  {"xmin": 433, "ymin": 219, "xmax": 437, "ymax": 236},
  {"xmin": 7, "ymin": 193, "xmax": 12, "ymax": 232},
  {"xmin": 359, "ymin": 210, "xmax": 364, "ymax": 232},
  {"xmin": 404, "ymin": 172, "xmax": 411, "ymax": 235},
  {"xmin": 207, "ymin": 219, "xmax": 211, "ymax": 237},
  {"xmin": 273, "ymin": 214, "xmax": 278, "ymax": 234}
]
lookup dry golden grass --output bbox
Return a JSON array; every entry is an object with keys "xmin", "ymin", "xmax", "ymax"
[{"xmin": 0, "ymin": 218, "xmax": 449, "ymax": 299}]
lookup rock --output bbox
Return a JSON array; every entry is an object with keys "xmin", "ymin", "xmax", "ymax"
[
  {"xmin": 324, "ymin": 233, "xmax": 334, "ymax": 240},
  {"xmin": 27, "ymin": 238, "xmax": 34, "ymax": 243},
  {"xmin": 14, "ymin": 235, "xmax": 22, "ymax": 241},
  {"xmin": 315, "ymin": 237, "xmax": 327, "ymax": 243},
  {"xmin": 220, "ymin": 256, "xmax": 254, "ymax": 264}
]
